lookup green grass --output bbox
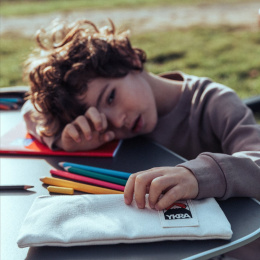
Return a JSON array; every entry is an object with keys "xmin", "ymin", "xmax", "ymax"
[
  {"xmin": 0, "ymin": 0, "xmax": 255, "ymax": 17},
  {"xmin": 0, "ymin": 33, "xmax": 33, "ymax": 87},
  {"xmin": 133, "ymin": 25, "xmax": 260, "ymax": 99},
  {"xmin": 1, "ymin": 25, "xmax": 260, "ymax": 99}
]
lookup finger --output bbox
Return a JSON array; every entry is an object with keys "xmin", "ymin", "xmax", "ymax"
[
  {"xmin": 155, "ymin": 185, "xmax": 183, "ymax": 211},
  {"xmin": 133, "ymin": 169, "xmax": 164, "ymax": 209},
  {"xmin": 85, "ymin": 107, "xmax": 103, "ymax": 132},
  {"xmin": 99, "ymin": 130, "xmax": 115, "ymax": 143},
  {"xmin": 73, "ymin": 115, "xmax": 92, "ymax": 140},
  {"xmin": 64, "ymin": 124, "xmax": 81, "ymax": 143},
  {"xmin": 100, "ymin": 113, "xmax": 108, "ymax": 132},
  {"xmin": 124, "ymin": 173, "xmax": 137, "ymax": 205},
  {"xmin": 148, "ymin": 175, "xmax": 176, "ymax": 209},
  {"xmin": 124, "ymin": 168, "xmax": 163, "ymax": 208}
]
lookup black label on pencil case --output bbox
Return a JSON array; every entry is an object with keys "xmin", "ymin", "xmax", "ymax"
[
  {"xmin": 158, "ymin": 200, "xmax": 199, "ymax": 227},
  {"xmin": 163, "ymin": 201, "xmax": 192, "ymax": 220}
]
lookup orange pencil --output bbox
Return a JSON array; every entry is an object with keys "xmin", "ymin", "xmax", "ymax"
[
  {"xmin": 47, "ymin": 186, "xmax": 74, "ymax": 195},
  {"xmin": 40, "ymin": 176, "xmax": 123, "ymax": 194}
]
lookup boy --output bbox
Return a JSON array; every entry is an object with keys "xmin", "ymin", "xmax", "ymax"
[{"xmin": 22, "ymin": 19, "xmax": 260, "ymax": 211}]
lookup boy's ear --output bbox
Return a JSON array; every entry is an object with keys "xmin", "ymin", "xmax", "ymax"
[{"xmin": 132, "ymin": 54, "xmax": 142, "ymax": 68}]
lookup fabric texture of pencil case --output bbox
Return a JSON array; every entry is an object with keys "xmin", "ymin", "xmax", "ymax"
[{"xmin": 17, "ymin": 194, "xmax": 232, "ymax": 248}]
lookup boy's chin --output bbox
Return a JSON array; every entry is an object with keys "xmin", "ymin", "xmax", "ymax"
[{"xmin": 116, "ymin": 132, "xmax": 143, "ymax": 140}]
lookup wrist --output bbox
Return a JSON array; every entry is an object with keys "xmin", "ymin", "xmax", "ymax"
[{"xmin": 176, "ymin": 166, "xmax": 199, "ymax": 199}]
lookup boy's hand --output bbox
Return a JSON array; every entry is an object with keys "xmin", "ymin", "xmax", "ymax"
[
  {"xmin": 124, "ymin": 167, "xmax": 199, "ymax": 210},
  {"xmin": 56, "ymin": 107, "xmax": 115, "ymax": 151}
]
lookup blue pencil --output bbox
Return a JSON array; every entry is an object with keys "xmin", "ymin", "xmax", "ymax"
[
  {"xmin": 0, "ymin": 97, "xmax": 23, "ymax": 103},
  {"xmin": 59, "ymin": 162, "xmax": 131, "ymax": 180}
]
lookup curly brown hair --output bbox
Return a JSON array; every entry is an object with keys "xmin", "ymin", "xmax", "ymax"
[{"xmin": 24, "ymin": 18, "xmax": 146, "ymax": 137}]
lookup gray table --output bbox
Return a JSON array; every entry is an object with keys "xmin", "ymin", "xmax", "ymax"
[{"xmin": 1, "ymin": 111, "xmax": 260, "ymax": 260}]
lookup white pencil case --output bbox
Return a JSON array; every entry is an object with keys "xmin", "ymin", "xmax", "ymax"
[{"xmin": 17, "ymin": 194, "xmax": 232, "ymax": 248}]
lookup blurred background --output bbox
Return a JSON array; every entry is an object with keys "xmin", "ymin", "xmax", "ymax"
[{"xmin": 0, "ymin": 0, "xmax": 259, "ymax": 102}]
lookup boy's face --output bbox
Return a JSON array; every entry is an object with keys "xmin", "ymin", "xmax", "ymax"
[{"xmin": 81, "ymin": 71, "xmax": 158, "ymax": 139}]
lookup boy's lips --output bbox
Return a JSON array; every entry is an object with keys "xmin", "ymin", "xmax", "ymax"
[{"xmin": 131, "ymin": 115, "xmax": 143, "ymax": 133}]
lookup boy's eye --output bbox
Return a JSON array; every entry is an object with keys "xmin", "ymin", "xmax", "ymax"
[{"xmin": 107, "ymin": 89, "xmax": 116, "ymax": 105}]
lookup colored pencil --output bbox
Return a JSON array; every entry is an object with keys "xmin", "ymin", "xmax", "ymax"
[
  {"xmin": 0, "ymin": 101, "xmax": 18, "ymax": 109},
  {"xmin": 64, "ymin": 166, "xmax": 127, "ymax": 186},
  {"xmin": 0, "ymin": 104, "xmax": 11, "ymax": 110},
  {"xmin": 0, "ymin": 97, "xmax": 23, "ymax": 103},
  {"xmin": 59, "ymin": 161, "xmax": 131, "ymax": 179},
  {"xmin": 40, "ymin": 176, "xmax": 123, "ymax": 194},
  {"xmin": 50, "ymin": 169, "xmax": 125, "ymax": 191},
  {"xmin": 0, "ymin": 185, "xmax": 34, "ymax": 191},
  {"xmin": 47, "ymin": 186, "xmax": 74, "ymax": 195}
]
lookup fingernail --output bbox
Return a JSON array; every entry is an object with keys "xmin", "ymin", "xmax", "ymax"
[
  {"xmin": 137, "ymin": 203, "xmax": 144, "ymax": 209},
  {"xmin": 106, "ymin": 133, "xmax": 113, "ymax": 142},
  {"xmin": 124, "ymin": 198, "xmax": 130, "ymax": 204}
]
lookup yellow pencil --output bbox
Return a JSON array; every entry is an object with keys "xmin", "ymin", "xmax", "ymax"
[
  {"xmin": 40, "ymin": 177, "xmax": 123, "ymax": 194},
  {"xmin": 47, "ymin": 186, "xmax": 74, "ymax": 195}
]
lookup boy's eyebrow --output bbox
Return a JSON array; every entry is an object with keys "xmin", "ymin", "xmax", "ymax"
[{"xmin": 96, "ymin": 83, "xmax": 109, "ymax": 108}]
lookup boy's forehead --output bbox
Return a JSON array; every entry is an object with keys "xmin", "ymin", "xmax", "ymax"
[
  {"xmin": 82, "ymin": 78, "xmax": 111, "ymax": 107},
  {"xmin": 88, "ymin": 77, "xmax": 110, "ymax": 87}
]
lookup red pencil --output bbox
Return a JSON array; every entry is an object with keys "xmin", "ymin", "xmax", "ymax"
[
  {"xmin": 0, "ymin": 103, "xmax": 11, "ymax": 110},
  {"xmin": 50, "ymin": 169, "xmax": 125, "ymax": 192},
  {"xmin": 0, "ymin": 102, "xmax": 18, "ymax": 110}
]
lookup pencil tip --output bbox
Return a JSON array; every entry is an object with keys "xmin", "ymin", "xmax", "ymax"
[
  {"xmin": 24, "ymin": 185, "xmax": 34, "ymax": 189},
  {"xmin": 58, "ymin": 162, "xmax": 64, "ymax": 167}
]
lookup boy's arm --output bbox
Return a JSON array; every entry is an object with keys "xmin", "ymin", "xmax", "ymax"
[
  {"xmin": 21, "ymin": 100, "xmax": 59, "ymax": 150},
  {"xmin": 178, "ymin": 85, "xmax": 260, "ymax": 200},
  {"xmin": 178, "ymin": 151, "xmax": 260, "ymax": 200},
  {"xmin": 22, "ymin": 101, "xmax": 115, "ymax": 151},
  {"xmin": 125, "ymin": 80, "xmax": 260, "ymax": 208}
]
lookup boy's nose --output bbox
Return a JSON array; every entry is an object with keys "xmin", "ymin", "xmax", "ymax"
[{"xmin": 109, "ymin": 111, "xmax": 126, "ymax": 129}]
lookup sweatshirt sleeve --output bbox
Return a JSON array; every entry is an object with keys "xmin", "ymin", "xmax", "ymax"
[
  {"xmin": 21, "ymin": 100, "xmax": 59, "ymax": 150},
  {"xmin": 179, "ymin": 152, "xmax": 260, "ymax": 200},
  {"xmin": 178, "ymin": 81, "xmax": 260, "ymax": 200}
]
